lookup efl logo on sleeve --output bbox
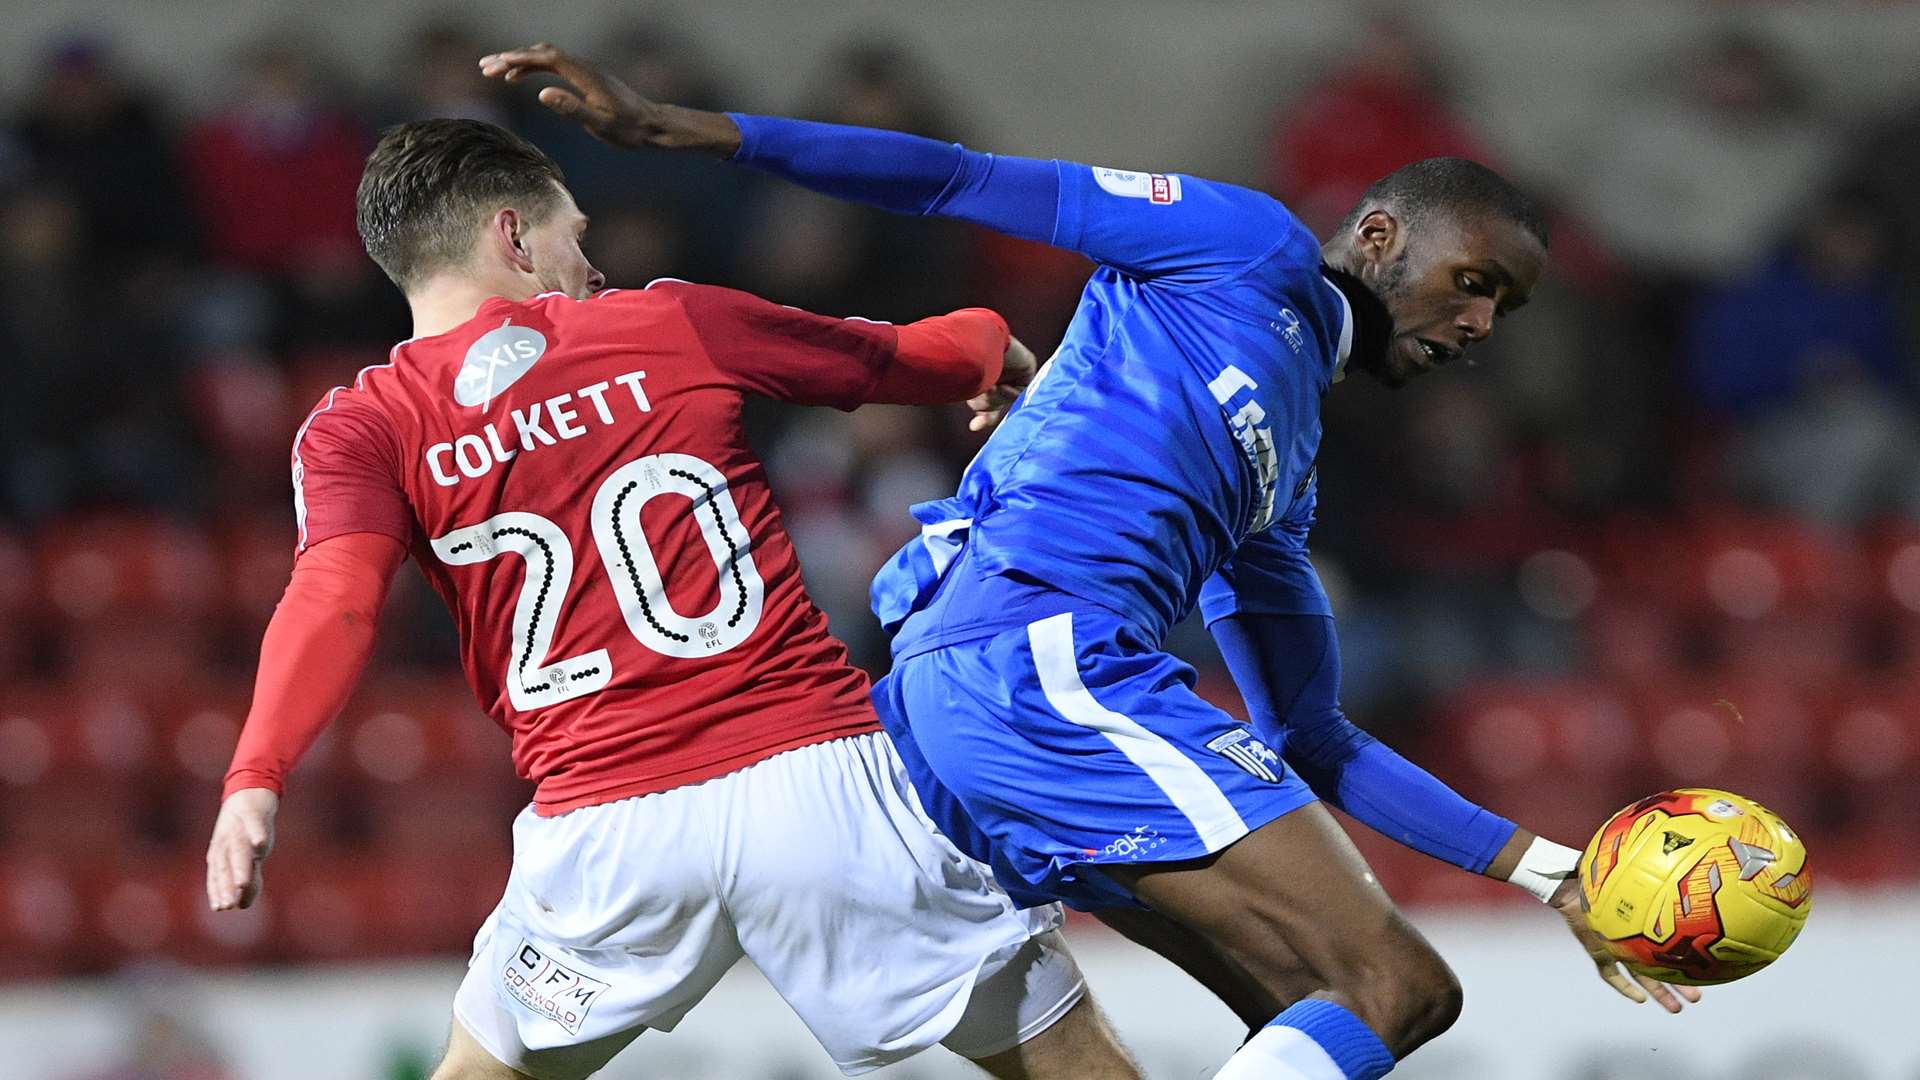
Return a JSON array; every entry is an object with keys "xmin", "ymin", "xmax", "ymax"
[
  {"xmin": 502, "ymin": 939, "xmax": 610, "ymax": 1036},
  {"xmin": 1092, "ymin": 167, "xmax": 1183, "ymax": 205}
]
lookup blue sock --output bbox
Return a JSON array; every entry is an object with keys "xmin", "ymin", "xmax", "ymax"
[{"xmin": 1212, "ymin": 999, "xmax": 1395, "ymax": 1080}]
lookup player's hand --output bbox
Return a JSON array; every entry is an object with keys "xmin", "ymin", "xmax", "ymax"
[
  {"xmin": 206, "ymin": 787, "xmax": 278, "ymax": 911},
  {"xmin": 1550, "ymin": 877, "xmax": 1703, "ymax": 1013},
  {"xmin": 478, "ymin": 43, "xmax": 741, "ymax": 156},
  {"xmin": 969, "ymin": 335, "xmax": 1037, "ymax": 433}
]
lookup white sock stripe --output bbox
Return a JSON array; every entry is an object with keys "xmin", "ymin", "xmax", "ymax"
[
  {"xmin": 1027, "ymin": 612, "xmax": 1249, "ymax": 849},
  {"xmin": 1212, "ymin": 1025, "xmax": 1347, "ymax": 1080}
]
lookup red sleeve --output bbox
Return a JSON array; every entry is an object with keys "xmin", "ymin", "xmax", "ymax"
[
  {"xmin": 649, "ymin": 280, "xmax": 898, "ymax": 409},
  {"xmin": 871, "ymin": 308, "xmax": 1008, "ymax": 404},
  {"xmin": 222, "ymin": 533, "xmax": 406, "ymax": 800},
  {"xmin": 292, "ymin": 394, "xmax": 412, "ymax": 555}
]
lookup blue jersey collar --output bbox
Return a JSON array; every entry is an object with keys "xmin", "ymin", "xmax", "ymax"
[{"xmin": 1321, "ymin": 273, "xmax": 1355, "ymax": 383}]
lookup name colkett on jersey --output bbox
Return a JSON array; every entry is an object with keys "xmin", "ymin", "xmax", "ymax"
[{"xmin": 426, "ymin": 370, "xmax": 653, "ymax": 486}]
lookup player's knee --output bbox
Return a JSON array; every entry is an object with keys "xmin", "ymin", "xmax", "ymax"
[
  {"xmin": 1395, "ymin": 955, "xmax": 1463, "ymax": 1051},
  {"xmin": 1341, "ymin": 940, "xmax": 1461, "ymax": 1057}
]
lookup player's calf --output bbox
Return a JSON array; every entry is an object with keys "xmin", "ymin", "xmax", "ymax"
[{"xmin": 1105, "ymin": 802, "xmax": 1463, "ymax": 1073}]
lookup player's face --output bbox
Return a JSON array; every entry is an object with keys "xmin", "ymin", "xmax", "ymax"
[
  {"xmin": 521, "ymin": 189, "xmax": 605, "ymax": 299},
  {"xmin": 1364, "ymin": 212, "xmax": 1545, "ymax": 387}
]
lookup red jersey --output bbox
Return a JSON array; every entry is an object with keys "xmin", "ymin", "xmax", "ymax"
[{"xmin": 291, "ymin": 281, "xmax": 982, "ymax": 814}]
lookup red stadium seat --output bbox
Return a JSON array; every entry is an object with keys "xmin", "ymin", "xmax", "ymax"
[
  {"xmin": 356, "ymin": 773, "xmax": 524, "ymax": 856},
  {"xmin": 62, "ymin": 614, "xmax": 218, "ymax": 694},
  {"xmin": 1817, "ymin": 679, "xmax": 1920, "ymax": 832},
  {"xmin": 187, "ymin": 355, "xmax": 295, "ymax": 459},
  {"xmin": 267, "ymin": 849, "xmax": 509, "ymax": 960},
  {"xmin": 1714, "ymin": 609, "xmax": 1854, "ymax": 689},
  {"xmin": 33, "ymin": 515, "xmax": 222, "ymax": 622},
  {"xmin": 1631, "ymin": 675, "xmax": 1816, "ymax": 827},
  {"xmin": 1863, "ymin": 518, "xmax": 1920, "ymax": 619},
  {"xmin": 337, "ymin": 676, "xmax": 512, "ymax": 777},
  {"xmin": 211, "ymin": 514, "xmax": 295, "ymax": 625},
  {"xmin": 1585, "ymin": 601, "xmax": 1692, "ymax": 682},
  {"xmin": 0, "ymin": 532, "xmax": 35, "ymax": 679},
  {"xmin": 0, "ymin": 856, "xmax": 90, "ymax": 976},
  {"xmin": 1590, "ymin": 508, "xmax": 1868, "ymax": 620},
  {"xmin": 1435, "ymin": 677, "xmax": 1638, "ymax": 784}
]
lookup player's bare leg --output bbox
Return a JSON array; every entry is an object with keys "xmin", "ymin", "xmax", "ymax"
[
  {"xmin": 431, "ymin": 1020, "xmax": 537, "ymax": 1080},
  {"xmin": 1094, "ymin": 905, "xmax": 1300, "ymax": 1035},
  {"xmin": 1103, "ymin": 801, "xmax": 1462, "ymax": 1061},
  {"xmin": 964, "ymin": 995, "xmax": 1140, "ymax": 1080}
]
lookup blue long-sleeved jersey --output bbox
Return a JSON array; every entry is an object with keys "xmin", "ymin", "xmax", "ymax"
[{"xmin": 729, "ymin": 115, "xmax": 1517, "ymax": 873}]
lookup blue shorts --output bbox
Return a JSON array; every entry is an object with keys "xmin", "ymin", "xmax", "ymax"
[{"xmin": 873, "ymin": 608, "xmax": 1318, "ymax": 911}]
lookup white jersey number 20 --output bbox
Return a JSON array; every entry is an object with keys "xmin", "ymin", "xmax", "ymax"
[{"xmin": 430, "ymin": 452, "xmax": 765, "ymax": 711}]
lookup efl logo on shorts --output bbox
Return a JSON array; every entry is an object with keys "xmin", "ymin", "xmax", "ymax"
[
  {"xmin": 502, "ymin": 939, "xmax": 609, "ymax": 1036},
  {"xmin": 1206, "ymin": 728, "xmax": 1282, "ymax": 783}
]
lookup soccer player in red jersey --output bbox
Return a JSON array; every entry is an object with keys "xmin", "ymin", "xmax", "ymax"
[{"xmin": 203, "ymin": 119, "xmax": 1141, "ymax": 1080}]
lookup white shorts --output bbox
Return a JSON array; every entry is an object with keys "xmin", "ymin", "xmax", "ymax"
[{"xmin": 453, "ymin": 732, "xmax": 1085, "ymax": 1079}]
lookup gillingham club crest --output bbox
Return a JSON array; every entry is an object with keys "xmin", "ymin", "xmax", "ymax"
[{"xmin": 1206, "ymin": 727, "xmax": 1283, "ymax": 783}]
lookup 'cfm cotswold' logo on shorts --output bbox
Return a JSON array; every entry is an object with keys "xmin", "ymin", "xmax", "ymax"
[
  {"xmin": 1206, "ymin": 728, "xmax": 1282, "ymax": 783},
  {"xmin": 502, "ymin": 939, "xmax": 610, "ymax": 1036}
]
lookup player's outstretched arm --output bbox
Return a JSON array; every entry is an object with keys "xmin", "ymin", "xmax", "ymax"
[
  {"xmin": 1206, "ymin": 607, "xmax": 1703, "ymax": 1013},
  {"xmin": 883, "ymin": 313, "xmax": 1037, "ymax": 432},
  {"xmin": 642, "ymin": 280, "xmax": 1033, "ymax": 430},
  {"xmin": 480, "ymin": 44, "xmax": 1054, "ymax": 238},
  {"xmin": 480, "ymin": 44, "xmax": 1290, "ymax": 283},
  {"xmin": 206, "ymin": 532, "xmax": 404, "ymax": 911}
]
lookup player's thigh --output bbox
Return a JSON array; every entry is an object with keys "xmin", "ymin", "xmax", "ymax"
[
  {"xmin": 963, "ymin": 992, "xmax": 1139, "ymax": 1080},
  {"xmin": 726, "ymin": 733, "xmax": 1055, "ymax": 1074},
  {"xmin": 938, "ymin": 927, "xmax": 1142, "ymax": 1076},
  {"xmin": 433, "ymin": 1017, "xmax": 539, "ymax": 1080},
  {"xmin": 452, "ymin": 797, "xmax": 744, "ymax": 1080},
  {"xmin": 1103, "ymin": 801, "xmax": 1456, "ymax": 1038}
]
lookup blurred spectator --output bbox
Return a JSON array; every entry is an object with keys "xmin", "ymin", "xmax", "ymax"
[
  {"xmin": 0, "ymin": 182, "xmax": 200, "ymax": 520},
  {"xmin": 380, "ymin": 17, "xmax": 514, "ymax": 129},
  {"xmin": 1265, "ymin": 8, "xmax": 1497, "ymax": 237},
  {"xmin": 738, "ymin": 37, "xmax": 972, "ymax": 322},
  {"xmin": 183, "ymin": 40, "xmax": 402, "ymax": 350},
  {"xmin": 1834, "ymin": 92, "xmax": 1920, "ymax": 365},
  {"xmin": 12, "ymin": 37, "xmax": 198, "ymax": 268},
  {"xmin": 1569, "ymin": 27, "xmax": 1836, "ymax": 279},
  {"xmin": 1686, "ymin": 187, "xmax": 1920, "ymax": 524},
  {"xmin": 183, "ymin": 39, "xmax": 367, "ymax": 277}
]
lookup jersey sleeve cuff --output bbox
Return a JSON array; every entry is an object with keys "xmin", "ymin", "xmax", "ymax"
[{"xmin": 223, "ymin": 769, "xmax": 285, "ymax": 801}]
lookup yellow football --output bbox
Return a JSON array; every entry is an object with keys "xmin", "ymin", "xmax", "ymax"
[{"xmin": 1578, "ymin": 788, "xmax": 1811, "ymax": 985}]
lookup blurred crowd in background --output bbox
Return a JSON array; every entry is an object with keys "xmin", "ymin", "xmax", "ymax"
[{"xmin": 1, "ymin": 6, "xmax": 1918, "ymax": 1009}]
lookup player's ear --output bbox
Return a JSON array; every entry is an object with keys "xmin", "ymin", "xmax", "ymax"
[
  {"xmin": 1353, "ymin": 208, "xmax": 1400, "ymax": 267},
  {"xmin": 493, "ymin": 208, "xmax": 536, "ymax": 273}
]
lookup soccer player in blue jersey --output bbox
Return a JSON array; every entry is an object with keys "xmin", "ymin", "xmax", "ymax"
[{"xmin": 485, "ymin": 45, "xmax": 1703, "ymax": 1080}]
